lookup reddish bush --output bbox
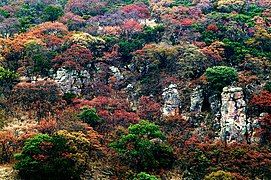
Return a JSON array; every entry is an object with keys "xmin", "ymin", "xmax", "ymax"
[
  {"xmin": 73, "ymin": 96, "xmax": 139, "ymax": 125},
  {"xmin": 206, "ymin": 24, "xmax": 219, "ymax": 32},
  {"xmin": 10, "ymin": 80, "xmax": 64, "ymax": 119},
  {"xmin": 138, "ymin": 96, "xmax": 161, "ymax": 120},
  {"xmin": 53, "ymin": 44, "xmax": 93, "ymax": 70},
  {"xmin": 36, "ymin": 118, "xmax": 58, "ymax": 134},
  {"xmin": 121, "ymin": 3, "xmax": 150, "ymax": 19},
  {"xmin": 179, "ymin": 140, "xmax": 271, "ymax": 179}
]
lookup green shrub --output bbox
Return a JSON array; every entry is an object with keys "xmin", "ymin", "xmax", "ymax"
[
  {"xmin": 205, "ymin": 66, "xmax": 238, "ymax": 91},
  {"xmin": 110, "ymin": 120, "xmax": 174, "ymax": 171},
  {"xmin": 14, "ymin": 134, "xmax": 85, "ymax": 180},
  {"xmin": 78, "ymin": 107, "xmax": 102, "ymax": 127},
  {"xmin": 0, "ymin": 67, "xmax": 19, "ymax": 84},
  {"xmin": 43, "ymin": 5, "xmax": 64, "ymax": 22},
  {"xmin": 0, "ymin": 9, "xmax": 9, "ymax": 18},
  {"xmin": 264, "ymin": 82, "xmax": 271, "ymax": 92},
  {"xmin": 134, "ymin": 172, "xmax": 159, "ymax": 180},
  {"xmin": 63, "ymin": 92, "xmax": 77, "ymax": 104},
  {"xmin": 0, "ymin": 67, "xmax": 19, "ymax": 94}
]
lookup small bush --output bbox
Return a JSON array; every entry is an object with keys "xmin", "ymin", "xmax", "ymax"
[
  {"xmin": 14, "ymin": 133, "xmax": 85, "ymax": 180},
  {"xmin": 78, "ymin": 107, "xmax": 102, "ymax": 127},
  {"xmin": 205, "ymin": 66, "xmax": 238, "ymax": 91},
  {"xmin": 134, "ymin": 172, "xmax": 159, "ymax": 180},
  {"xmin": 0, "ymin": 67, "xmax": 19, "ymax": 85},
  {"xmin": 110, "ymin": 120, "xmax": 174, "ymax": 171},
  {"xmin": 43, "ymin": 5, "xmax": 64, "ymax": 22},
  {"xmin": 204, "ymin": 170, "xmax": 247, "ymax": 180},
  {"xmin": 264, "ymin": 82, "xmax": 271, "ymax": 92}
]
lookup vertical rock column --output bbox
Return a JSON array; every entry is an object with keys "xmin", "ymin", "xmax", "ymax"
[
  {"xmin": 220, "ymin": 87, "xmax": 247, "ymax": 143},
  {"xmin": 162, "ymin": 84, "xmax": 181, "ymax": 116},
  {"xmin": 190, "ymin": 86, "xmax": 204, "ymax": 113}
]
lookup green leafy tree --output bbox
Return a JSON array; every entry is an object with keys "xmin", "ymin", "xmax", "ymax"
[
  {"xmin": 205, "ymin": 66, "xmax": 238, "ymax": 92},
  {"xmin": 14, "ymin": 133, "xmax": 87, "ymax": 180},
  {"xmin": 0, "ymin": 66, "xmax": 19, "ymax": 95},
  {"xmin": 78, "ymin": 107, "xmax": 102, "ymax": 127},
  {"xmin": 110, "ymin": 120, "xmax": 174, "ymax": 171},
  {"xmin": 43, "ymin": 5, "xmax": 64, "ymax": 22}
]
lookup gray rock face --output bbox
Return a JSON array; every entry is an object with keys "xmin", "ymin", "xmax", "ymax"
[
  {"xmin": 220, "ymin": 87, "xmax": 248, "ymax": 143},
  {"xmin": 109, "ymin": 66, "xmax": 124, "ymax": 81},
  {"xmin": 162, "ymin": 84, "xmax": 181, "ymax": 116},
  {"xmin": 209, "ymin": 94, "xmax": 221, "ymax": 117},
  {"xmin": 190, "ymin": 86, "xmax": 204, "ymax": 113},
  {"xmin": 53, "ymin": 68, "xmax": 90, "ymax": 95}
]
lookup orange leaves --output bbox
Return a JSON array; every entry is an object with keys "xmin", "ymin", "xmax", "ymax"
[
  {"xmin": 36, "ymin": 118, "xmax": 58, "ymax": 134},
  {"xmin": 4, "ymin": 22, "xmax": 69, "ymax": 55}
]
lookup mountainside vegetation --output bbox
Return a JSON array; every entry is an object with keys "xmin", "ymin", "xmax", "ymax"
[{"xmin": 0, "ymin": 0, "xmax": 271, "ymax": 179}]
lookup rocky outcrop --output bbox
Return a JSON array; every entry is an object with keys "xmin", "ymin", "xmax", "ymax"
[
  {"xmin": 220, "ymin": 87, "xmax": 248, "ymax": 143},
  {"xmin": 209, "ymin": 94, "xmax": 221, "ymax": 117},
  {"xmin": 109, "ymin": 66, "xmax": 124, "ymax": 81},
  {"xmin": 53, "ymin": 68, "xmax": 91, "ymax": 95},
  {"xmin": 190, "ymin": 86, "xmax": 204, "ymax": 113},
  {"xmin": 162, "ymin": 84, "xmax": 181, "ymax": 116}
]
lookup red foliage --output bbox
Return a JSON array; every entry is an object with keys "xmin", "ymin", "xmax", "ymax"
[
  {"xmin": 0, "ymin": 131, "xmax": 16, "ymax": 163},
  {"xmin": 257, "ymin": 114, "xmax": 271, "ymax": 145},
  {"xmin": 180, "ymin": 139, "xmax": 271, "ymax": 179},
  {"xmin": 10, "ymin": 80, "xmax": 64, "ymax": 119},
  {"xmin": 206, "ymin": 24, "xmax": 219, "ymax": 32},
  {"xmin": 53, "ymin": 44, "xmax": 93, "ymax": 70},
  {"xmin": 113, "ymin": 109, "xmax": 139, "ymax": 123},
  {"xmin": 121, "ymin": 3, "xmax": 150, "ymax": 19},
  {"xmin": 137, "ymin": 96, "xmax": 161, "ymax": 120},
  {"xmin": 122, "ymin": 19, "xmax": 142, "ymax": 32},
  {"xmin": 36, "ymin": 118, "xmax": 58, "ymax": 134},
  {"xmin": 250, "ymin": 90, "xmax": 271, "ymax": 107},
  {"xmin": 179, "ymin": 18, "xmax": 194, "ymax": 26},
  {"xmin": 73, "ymin": 96, "xmax": 139, "ymax": 124}
]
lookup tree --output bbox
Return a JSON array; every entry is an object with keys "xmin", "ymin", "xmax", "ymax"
[
  {"xmin": 10, "ymin": 80, "xmax": 63, "ymax": 119},
  {"xmin": 205, "ymin": 66, "xmax": 238, "ymax": 92},
  {"xmin": 110, "ymin": 120, "xmax": 174, "ymax": 171},
  {"xmin": 0, "ymin": 66, "xmax": 19, "ymax": 95},
  {"xmin": 78, "ymin": 107, "xmax": 102, "ymax": 127},
  {"xmin": 43, "ymin": 5, "xmax": 64, "ymax": 22},
  {"xmin": 204, "ymin": 170, "xmax": 247, "ymax": 180},
  {"xmin": 19, "ymin": 40, "xmax": 52, "ymax": 76},
  {"xmin": 14, "ymin": 133, "xmax": 85, "ymax": 180},
  {"xmin": 52, "ymin": 44, "xmax": 93, "ymax": 71}
]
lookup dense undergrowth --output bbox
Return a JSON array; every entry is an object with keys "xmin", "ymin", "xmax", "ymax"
[{"xmin": 0, "ymin": 0, "xmax": 271, "ymax": 179}]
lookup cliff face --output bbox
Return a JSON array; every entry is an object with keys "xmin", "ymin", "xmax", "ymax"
[{"xmin": 220, "ymin": 87, "xmax": 247, "ymax": 143}]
